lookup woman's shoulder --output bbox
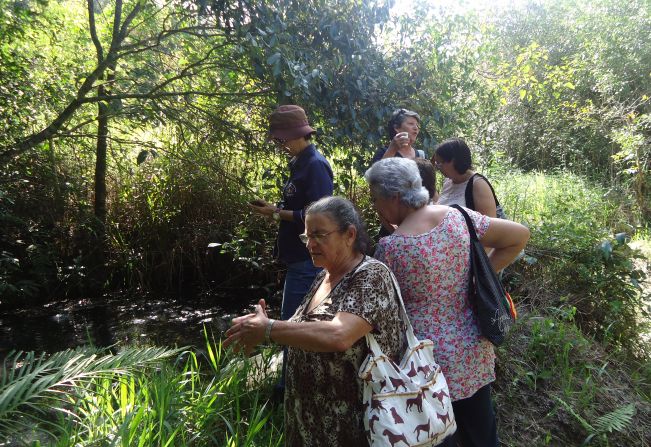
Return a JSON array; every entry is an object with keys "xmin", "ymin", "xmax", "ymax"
[
  {"xmin": 355, "ymin": 256, "xmax": 390, "ymax": 273},
  {"xmin": 471, "ymin": 173, "xmax": 494, "ymax": 189},
  {"xmin": 389, "ymin": 205, "xmax": 453, "ymax": 239},
  {"xmin": 348, "ymin": 256, "xmax": 393, "ymax": 282},
  {"xmin": 306, "ymin": 147, "xmax": 332, "ymax": 166}
]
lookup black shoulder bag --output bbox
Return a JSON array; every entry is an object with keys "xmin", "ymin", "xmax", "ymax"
[
  {"xmin": 451, "ymin": 204, "xmax": 516, "ymax": 346},
  {"xmin": 465, "ymin": 173, "xmax": 507, "ymax": 220}
]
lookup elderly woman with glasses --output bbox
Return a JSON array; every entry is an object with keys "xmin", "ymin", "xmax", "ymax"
[
  {"xmin": 371, "ymin": 108, "xmax": 425, "ymax": 164},
  {"xmin": 226, "ymin": 196, "xmax": 407, "ymax": 446},
  {"xmin": 365, "ymin": 158, "xmax": 530, "ymax": 447},
  {"xmin": 249, "ymin": 105, "xmax": 334, "ymax": 399}
]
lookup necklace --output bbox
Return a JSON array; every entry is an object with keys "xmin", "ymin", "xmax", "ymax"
[{"xmin": 304, "ymin": 255, "xmax": 365, "ymax": 314}]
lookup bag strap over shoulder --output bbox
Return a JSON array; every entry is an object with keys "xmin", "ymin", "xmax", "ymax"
[
  {"xmin": 450, "ymin": 204, "xmax": 479, "ymax": 242},
  {"xmin": 464, "ymin": 173, "xmax": 502, "ymax": 211},
  {"xmin": 352, "ymin": 260, "xmax": 420, "ymax": 354}
]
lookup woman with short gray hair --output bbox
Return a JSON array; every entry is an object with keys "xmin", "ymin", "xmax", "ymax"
[
  {"xmin": 371, "ymin": 108, "xmax": 425, "ymax": 163},
  {"xmin": 365, "ymin": 157, "xmax": 530, "ymax": 447},
  {"xmin": 365, "ymin": 157, "xmax": 430, "ymax": 209}
]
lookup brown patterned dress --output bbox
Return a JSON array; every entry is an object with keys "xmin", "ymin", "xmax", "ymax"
[{"xmin": 285, "ymin": 256, "xmax": 407, "ymax": 446}]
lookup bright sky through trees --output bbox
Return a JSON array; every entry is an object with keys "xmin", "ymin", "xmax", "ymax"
[{"xmin": 391, "ymin": 0, "xmax": 531, "ymax": 16}]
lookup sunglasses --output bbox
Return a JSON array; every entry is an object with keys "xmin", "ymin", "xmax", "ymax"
[{"xmin": 272, "ymin": 137, "xmax": 287, "ymax": 145}]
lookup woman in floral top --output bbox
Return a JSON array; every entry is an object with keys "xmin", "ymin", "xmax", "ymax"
[
  {"xmin": 225, "ymin": 196, "xmax": 406, "ymax": 446},
  {"xmin": 365, "ymin": 158, "xmax": 529, "ymax": 447}
]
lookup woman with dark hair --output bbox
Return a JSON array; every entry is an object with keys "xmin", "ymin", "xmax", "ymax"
[
  {"xmin": 371, "ymin": 108, "xmax": 425, "ymax": 163},
  {"xmin": 414, "ymin": 158, "xmax": 439, "ymax": 203},
  {"xmin": 226, "ymin": 196, "xmax": 407, "ymax": 446},
  {"xmin": 434, "ymin": 138, "xmax": 500, "ymax": 218}
]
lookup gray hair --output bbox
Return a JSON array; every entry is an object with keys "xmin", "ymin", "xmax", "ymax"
[
  {"xmin": 364, "ymin": 158, "xmax": 430, "ymax": 209},
  {"xmin": 305, "ymin": 196, "xmax": 370, "ymax": 254},
  {"xmin": 387, "ymin": 108, "xmax": 421, "ymax": 140}
]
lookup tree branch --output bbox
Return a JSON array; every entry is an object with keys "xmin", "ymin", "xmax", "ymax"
[
  {"xmin": 87, "ymin": 0, "xmax": 104, "ymax": 63},
  {"xmin": 82, "ymin": 89, "xmax": 272, "ymax": 102}
]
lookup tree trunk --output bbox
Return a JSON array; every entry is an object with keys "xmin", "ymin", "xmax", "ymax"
[
  {"xmin": 48, "ymin": 136, "xmax": 63, "ymax": 217},
  {"xmin": 94, "ymin": 99, "xmax": 108, "ymax": 225}
]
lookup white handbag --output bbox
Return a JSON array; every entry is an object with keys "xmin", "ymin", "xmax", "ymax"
[{"xmin": 359, "ymin": 268, "xmax": 456, "ymax": 446}]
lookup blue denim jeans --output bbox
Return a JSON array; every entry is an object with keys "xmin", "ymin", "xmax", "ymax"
[{"xmin": 277, "ymin": 259, "xmax": 321, "ymax": 390}]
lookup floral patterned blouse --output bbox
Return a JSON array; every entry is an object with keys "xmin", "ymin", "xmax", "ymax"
[
  {"xmin": 374, "ymin": 207, "xmax": 494, "ymax": 401},
  {"xmin": 285, "ymin": 256, "xmax": 407, "ymax": 446}
]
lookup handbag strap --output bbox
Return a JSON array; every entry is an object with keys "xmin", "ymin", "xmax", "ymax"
[
  {"xmin": 351, "ymin": 260, "xmax": 420, "ymax": 355},
  {"xmin": 464, "ymin": 173, "xmax": 502, "ymax": 211}
]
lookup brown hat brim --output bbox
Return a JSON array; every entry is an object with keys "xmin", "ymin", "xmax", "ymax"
[{"xmin": 269, "ymin": 124, "xmax": 316, "ymax": 141}]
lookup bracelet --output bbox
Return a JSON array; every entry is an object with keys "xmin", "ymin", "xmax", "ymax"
[{"xmin": 265, "ymin": 319, "xmax": 276, "ymax": 344}]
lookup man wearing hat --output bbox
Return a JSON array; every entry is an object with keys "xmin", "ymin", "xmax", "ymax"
[{"xmin": 249, "ymin": 105, "xmax": 334, "ymax": 398}]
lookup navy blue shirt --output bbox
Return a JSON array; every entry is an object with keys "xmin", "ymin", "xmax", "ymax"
[{"xmin": 276, "ymin": 144, "xmax": 334, "ymax": 264}]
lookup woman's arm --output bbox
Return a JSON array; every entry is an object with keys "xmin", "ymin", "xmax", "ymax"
[
  {"xmin": 249, "ymin": 200, "xmax": 294, "ymax": 221},
  {"xmin": 224, "ymin": 299, "xmax": 372, "ymax": 354},
  {"xmin": 479, "ymin": 218, "xmax": 530, "ymax": 272},
  {"xmin": 472, "ymin": 178, "xmax": 497, "ymax": 218}
]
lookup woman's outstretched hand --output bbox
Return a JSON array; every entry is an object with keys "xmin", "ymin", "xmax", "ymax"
[{"xmin": 224, "ymin": 299, "xmax": 269, "ymax": 355}]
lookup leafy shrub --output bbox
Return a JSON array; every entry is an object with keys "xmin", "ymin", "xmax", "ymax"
[{"xmin": 485, "ymin": 170, "xmax": 649, "ymax": 359}]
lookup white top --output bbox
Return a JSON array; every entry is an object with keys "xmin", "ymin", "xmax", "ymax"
[{"xmin": 436, "ymin": 177, "xmax": 470, "ymax": 207}]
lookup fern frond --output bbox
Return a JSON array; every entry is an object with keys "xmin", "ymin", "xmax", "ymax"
[
  {"xmin": 593, "ymin": 404, "xmax": 636, "ymax": 434},
  {"xmin": 0, "ymin": 346, "xmax": 183, "ymax": 439}
]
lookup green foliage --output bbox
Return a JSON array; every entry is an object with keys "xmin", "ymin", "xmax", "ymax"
[
  {"xmin": 520, "ymin": 309, "xmax": 590, "ymax": 394},
  {"xmin": 488, "ymin": 170, "xmax": 649, "ymax": 359},
  {"xmin": 0, "ymin": 333, "xmax": 283, "ymax": 445},
  {"xmin": 481, "ymin": 0, "xmax": 651, "ymax": 222},
  {"xmin": 498, "ymin": 308, "xmax": 650, "ymax": 446},
  {"xmin": 0, "ymin": 346, "xmax": 181, "ymax": 439},
  {"xmin": 554, "ymin": 397, "xmax": 636, "ymax": 446},
  {"xmin": 0, "ymin": 0, "xmax": 49, "ymax": 147}
]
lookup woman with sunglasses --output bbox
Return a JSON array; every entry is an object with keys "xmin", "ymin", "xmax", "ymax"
[
  {"xmin": 371, "ymin": 108, "xmax": 425, "ymax": 164},
  {"xmin": 227, "ymin": 196, "xmax": 407, "ymax": 446},
  {"xmin": 249, "ymin": 105, "xmax": 334, "ymax": 399}
]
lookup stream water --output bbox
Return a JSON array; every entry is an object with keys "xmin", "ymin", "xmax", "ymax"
[{"xmin": 0, "ymin": 286, "xmax": 281, "ymax": 357}]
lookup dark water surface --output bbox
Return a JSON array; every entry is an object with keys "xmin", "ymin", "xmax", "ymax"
[{"xmin": 0, "ymin": 287, "xmax": 281, "ymax": 356}]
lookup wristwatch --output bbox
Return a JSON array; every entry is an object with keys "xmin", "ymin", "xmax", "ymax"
[{"xmin": 272, "ymin": 208, "xmax": 281, "ymax": 221}]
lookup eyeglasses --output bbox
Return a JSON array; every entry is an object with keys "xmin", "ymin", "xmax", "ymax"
[
  {"xmin": 299, "ymin": 230, "xmax": 337, "ymax": 244},
  {"xmin": 272, "ymin": 137, "xmax": 287, "ymax": 146}
]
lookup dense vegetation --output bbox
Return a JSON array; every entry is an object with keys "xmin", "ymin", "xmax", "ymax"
[{"xmin": 1, "ymin": 0, "xmax": 649, "ymax": 445}]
